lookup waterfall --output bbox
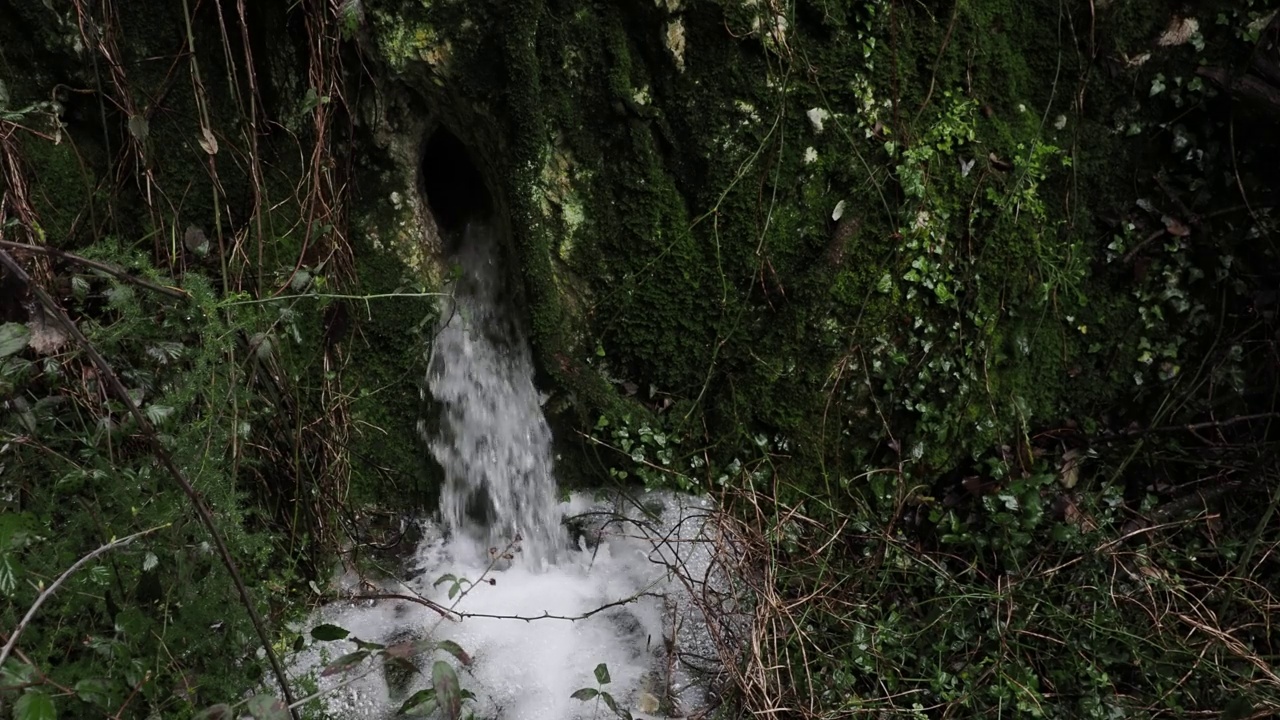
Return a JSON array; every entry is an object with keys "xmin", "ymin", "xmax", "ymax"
[
  {"xmin": 424, "ymin": 222, "xmax": 562, "ymax": 566},
  {"xmin": 294, "ymin": 222, "xmax": 728, "ymax": 720}
]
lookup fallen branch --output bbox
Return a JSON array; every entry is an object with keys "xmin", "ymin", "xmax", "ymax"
[
  {"xmin": 452, "ymin": 591, "xmax": 663, "ymax": 623},
  {"xmin": 1197, "ymin": 66, "xmax": 1280, "ymax": 117},
  {"xmin": 0, "ymin": 239, "xmax": 189, "ymax": 299},
  {"xmin": 345, "ymin": 593, "xmax": 456, "ymax": 620},
  {"xmin": 1120, "ymin": 412, "xmax": 1280, "ymax": 438}
]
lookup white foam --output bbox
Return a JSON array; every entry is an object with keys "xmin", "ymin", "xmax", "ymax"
[{"xmin": 294, "ymin": 492, "xmax": 726, "ymax": 719}]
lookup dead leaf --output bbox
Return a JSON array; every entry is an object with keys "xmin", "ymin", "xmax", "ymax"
[
  {"xmin": 1162, "ymin": 215, "xmax": 1191, "ymax": 237},
  {"xmin": 1157, "ymin": 16, "xmax": 1199, "ymax": 47},
  {"xmin": 198, "ymin": 126, "xmax": 219, "ymax": 155},
  {"xmin": 988, "ymin": 153, "xmax": 1013, "ymax": 172},
  {"xmin": 1059, "ymin": 448, "xmax": 1083, "ymax": 489},
  {"xmin": 1121, "ymin": 52, "xmax": 1152, "ymax": 68}
]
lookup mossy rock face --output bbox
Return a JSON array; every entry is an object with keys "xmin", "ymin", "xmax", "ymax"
[
  {"xmin": 4, "ymin": 0, "xmax": 1272, "ymax": 502},
  {"xmin": 344, "ymin": 0, "xmax": 1278, "ymax": 495}
]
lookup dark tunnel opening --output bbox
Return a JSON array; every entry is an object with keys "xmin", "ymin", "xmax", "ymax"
[{"xmin": 420, "ymin": 125, "xmax": 493, "ymax": 236}]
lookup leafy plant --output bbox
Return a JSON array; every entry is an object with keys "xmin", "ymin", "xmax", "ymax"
[
  {"xmin": 591, "ymin": 412, "xmax": 698, "ymax": 493},
  {"xmin": 571, "ymin": 663, "xmax": 632, "ymax": 720}
]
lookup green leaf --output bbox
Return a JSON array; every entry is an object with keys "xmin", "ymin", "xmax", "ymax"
[
  {"xmin": 436, "ymin": 639, "xmax": 472, "ymax": 666},
  {"xmin": 593, "ymin": 662, "xmax": 611, "ymax": 685},
  {"xmin": 877, "ymin": 271, "xmax": 893, "ymax": 294},
  {"xmin": 0, "ymin": 554, "xmax": 17, "ymax": 595},
  {"xmin": 384, "ymin": 656, "xmax": 419, "ymax": 677},
  {"xmin": 246, "ymin": 694, "xmax": 289, "ymax": 720},
  {"xmin": 13, "ymin": 690, "xmax": 56, "ymax": 720},
  {"xmin": 321, "ymin": 650, "xmax": 369, "ymax": 676},
  {"xmin": 2, "ymin": 659, "xmax": 39, "ymax": 687},
  {"xmin": 601, "ymin": 690, "xmax": 632, "ymax": 719},
  {"xmin": 433, "ymin": 573, "xmax": 457, "ymax": 588},
  {"xmin": 385, "ymin": 638, "xmax": 435, "ymax": 659},
  {"xmin": 73, "ymin": 678, "xmax": 111, "ymax": 708},
  {"xmin": 143, "ymin": 404, "xmax": 174, "ymax": 425},
  {"xmin": 0, "ymin": 323, "xmax": 31, "ymax": 358},
  {"xmin": 432, "ymin": 660, "xmax": 462, "ymax": 720},
  {"xmin": 448, "ymin": 584, "xmax": 459, "ymax": 600},
  {"xmin": 1221, "ymin": 698, "xmax": 1255, "ymax": 720},
  {"xmin": 397, "ymin": 688, "xmax": 436, "ymax": 716},
  {"xmin": 192, "ymin": 705, "xmax": 234, "ymax": 720},
  {"xmin": 570, "ymin": 688, "xmax": 599, "ymax": 701},
  {"xmin": 310, "ymin": 623, "xmax": 350, "ymax": 641},
  {"xmin": 127, "ymin": 114, "xmax": 149, "ymax": 142},
  {"xmin": 352, "ymin": 638, "xmax": 386, "ymax": 651}
]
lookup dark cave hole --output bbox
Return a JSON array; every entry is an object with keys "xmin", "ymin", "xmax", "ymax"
[{"xmin": 420, "ymin": 125, "xmax": 492, "ymax": 236}]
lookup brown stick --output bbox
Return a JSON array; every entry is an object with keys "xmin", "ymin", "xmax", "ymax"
[
  {"xmin": 344, "ymin": 593, "xmax": 457, "ymax": 620},
  {"xmin": 1125, "ymin": 412, "xmax": 1280, "ymax": 438},
  {"xmin": 1197, "ymin": 66, "xmax": 1280, "ymax": 115},
  {"xmin": 0, "ymin": 239, "xmax": 189, "ymax": 299}
]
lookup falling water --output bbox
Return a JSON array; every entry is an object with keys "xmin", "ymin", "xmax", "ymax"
[
  {"xmin": 424, "ymin": 222, "xmax": 562, "ymax": 565},
  {"xmin": 291, "ymin": 222, "xmax": 735, "ymax": 719}
]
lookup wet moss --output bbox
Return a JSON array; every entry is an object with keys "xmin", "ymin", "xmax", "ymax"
[{"xmin": 15, "ymin": 133, "xmax": 97, "ymax": 247}]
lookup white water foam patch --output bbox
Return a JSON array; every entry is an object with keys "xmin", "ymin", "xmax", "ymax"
[{"xmin": 293, "ymin": 492, "xmax": 726, "ymax": 719}]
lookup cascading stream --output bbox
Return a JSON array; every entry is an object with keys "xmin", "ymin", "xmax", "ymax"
[{"xmin": 424, "ymin": 222, "xmax": 563, "ymax": 566}]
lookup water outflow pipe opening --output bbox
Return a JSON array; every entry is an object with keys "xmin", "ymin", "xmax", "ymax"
[{"xmin": 420, "ymin": 124, "xmax": 492, "ymax": 234}]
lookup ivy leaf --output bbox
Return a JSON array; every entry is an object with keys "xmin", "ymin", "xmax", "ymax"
[
  {"xmin": 13, "ymin": 690, "xmax": 56, "ymax": 720},
  {"xmin": 192, "ymin": 704, "xmax": 234, "ymax": 720},
  {"xmin": 436, "ymin": 639, "xmax": 472, "ymax": 666},
  {"xmin": 397, "ymin": 688, "xmax": 436, "ymax": 716},
  {"xmin": 246, "ymin": 694, "xmax": 289, "ymax": 720},
  {"xmin": 432, "ymin": 660, "xmax": 462, "ymax": 720},
  {"xmin": 0, "ymin": 323, "xmax": 31, "ymax": 358},
  {"xmin": 593, "ymin": 662, "xmax": 611, "ymax": 685},
  {"xmin": 877, "ymin": 271, "xmax": 893, "ymax": 294},
  {"xmin": 321, "ymin": 650, "xmax": 369, "ymax": 676},
  {"xmin": 570, "ymin": 688, "xmax": 599, "ymax": 701},
  {"xmin": 310, "ymin": 623, "xmax": 350, "ymax": 641}
]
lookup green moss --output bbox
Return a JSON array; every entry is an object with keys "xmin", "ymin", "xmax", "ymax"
[
  {"xmin": 17, "ymin": 133, "xmax": 96, "ymax": 247},
  {"xmin": 342, "ymin": 239, "xmax": 440, "ymax": 508}
]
